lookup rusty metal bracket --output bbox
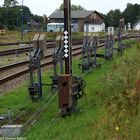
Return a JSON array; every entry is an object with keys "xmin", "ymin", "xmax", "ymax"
[{"xmin": 58, "ymin": 74, "xmax": 86, "ymax": 116}]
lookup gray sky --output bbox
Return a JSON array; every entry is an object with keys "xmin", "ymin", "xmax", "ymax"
[{"xmin": 0, "ymin": 0, "xmax": 140, "ymax": 16}]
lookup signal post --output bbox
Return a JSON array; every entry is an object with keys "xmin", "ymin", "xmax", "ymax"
[{"xmin": 58, "ymin": 0, "xmax": 85, "ymax": 116}]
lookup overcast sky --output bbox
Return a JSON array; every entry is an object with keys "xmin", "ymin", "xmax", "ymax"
[{"xmin": 0, "ymin": 0, "xmax": 140, "ymax": 16}]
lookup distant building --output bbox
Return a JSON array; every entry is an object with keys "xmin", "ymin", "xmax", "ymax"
[
  {"xmin": 48, "ymin": 10, "xmax": 105, "ymax": 32},
  {"xmin": 84, "ymin": 22, "xmax": 105, "ymax": 32},
  {"xmin": 133, "ymin": 20, "xmax": 140, "ymax": 30}
]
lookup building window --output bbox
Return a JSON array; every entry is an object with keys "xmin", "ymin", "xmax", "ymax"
[
  {"xmin": 72, "ymin": 19, "xmax": 78, "ymax": 23},
  {"xmin": 92, "ymin": 27, "xmax": 94, "ymax": 31},
  {"xmin": 86, "ymin": 24, "xmax": 89, "ymax": 32}
]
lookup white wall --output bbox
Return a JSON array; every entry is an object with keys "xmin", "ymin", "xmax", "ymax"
[
  {"xmin": 84, "ymin": 23, "xmax": 105, "ymax": 32},
  {"xmin": 133, "ymin": 22, "xmax": 140, "ymax": 30}
]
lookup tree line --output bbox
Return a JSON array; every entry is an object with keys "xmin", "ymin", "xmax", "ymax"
[
  {"xmin": 0, "ymin": 0, "xmax": 44, "ymax": 30},
  {"xmin": 104, "ymin": 3, "xmax": 140, "ymax": 28},
  {"xmin": 0, "ymin": 1, "xmax": 140, "ymax": 30}
]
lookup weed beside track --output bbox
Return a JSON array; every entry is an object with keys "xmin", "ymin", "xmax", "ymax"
[{"xmin": 0, "ymin": 40, "xmax": 140, "ymax": 140}]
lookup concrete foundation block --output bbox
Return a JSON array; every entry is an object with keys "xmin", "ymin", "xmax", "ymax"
[{"xmin": 0, "ymin": 125, "xmax": 23, "ymax": 138}]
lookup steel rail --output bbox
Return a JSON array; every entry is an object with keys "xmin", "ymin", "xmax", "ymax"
[
  {"xmin": 0, "ymin": 40, "xmax": 83, "ymax": 56},
  {"xmin": 0, "ymin": 35, "xmax": 137, "ymax": 56},
  {"xmin": 0, "ymin": 35, "xmax": 140, "ymax": 84},
  {"xmin": 0, "ymin": 39, "xmax": 105, "ymax": 56},
  {"xmin": 0, "ymin": 46, "xmax": 82, "ymax": 72},
  {"xmin": 0, "ymin": 47, "xmax": 82, "ymax": 84}
]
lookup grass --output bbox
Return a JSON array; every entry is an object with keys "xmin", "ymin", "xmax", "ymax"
[
  {"xmin": 0, "ymin": 45, "xmax": 20, "ymax": 51},
  {"xmin": 0, "ymin": 31, "xmax": 84, "ymax": 44},
  {"xmin": 24, "ymin": 59, "xmax": 115, "ymax": 140},
  {"xmin": 0, "ymin": 53, "xmax": 28, "ymax": 67},
  {"xmin": 0, "ymin": 31, "xmax": 106, "ymax": 45},
  {"xmin": 26, "ymin": 41, "xmax": 140, "ymax": 140},
  {"xmin": 0, "ymin": 69, "xmax": 53, "ymax": 124},
  {"xmin": 0, "ymin": 40, "xmax": 140, "ymax": 139}
]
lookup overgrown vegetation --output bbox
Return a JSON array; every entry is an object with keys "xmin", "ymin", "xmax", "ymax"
[
  {"xmin": 26, "ymin": 41, "xmax": 140, "ymax": 140},
  {"xmin": 91, "ymin": 42, "xmax": 140, "ymax": 139},
  {"xmin": 0, "ymin": 41, "xmax": 140, "ymax": 139}
]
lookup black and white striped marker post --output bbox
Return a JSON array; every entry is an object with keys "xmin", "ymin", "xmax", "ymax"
[{"xmin": 64, "ymin": 30, "xmax": 69, "ymax": 58}]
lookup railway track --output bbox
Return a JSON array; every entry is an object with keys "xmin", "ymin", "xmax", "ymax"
[
  {"xmin": 0, "ymin": 38, "xmax": 105, "ymax": 56},
  {"xmin": 0, "ymin": 34, "xmax": 139, "ymax": 134},
  {"xmin": 0, "ymin": 34, "xmax": 140, "ymax": 84},
  {"xmin": 0, "ymin": 44, "xmax": 82, "ymax": 72},
  {"xmin": 0, "ymin": 40, "xmax": 82, "ymax": 56},
  {"xmin": 0, "ymin": 34, "xmax": 139, "ymax": 56},
  {"xmin": 0, "ymin": 42, "xmax": 55, "ymax": 56},
  {"xmin": 0, "ymin": 46, "xmax": 82, "ymax": 84}
]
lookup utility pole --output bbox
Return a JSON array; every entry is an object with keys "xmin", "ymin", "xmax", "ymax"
[
  {"xmin": 63, "ymin": 0, "xmax": 72, "ymax": 74},
  {"xmin": 21, "ymin": 0, "xmax": 24, "ymax": 41},
  {"xmin": 58, "ymin": 0, "xmax": 85, "ymax": 116},
  {"xmin": 5, "ymin": 7, "xmax": 8, "ymax": 29}
]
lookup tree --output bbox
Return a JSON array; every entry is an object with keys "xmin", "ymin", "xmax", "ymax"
[
  {"xmin": 59, "ymin": 3, "xmax": 85, "ymax": 10},
  {"xmin": 0, "ymin": 5, "xmax": 32, "ymax": 30},
  {"xmin": 11, "ymin": 0, "xmax": 18, "ymax": 7},
  {"xmin": 123, "ymin": 3, "xmax": 140, "ymax": 25},
  {"xmin": 106, "ymin": 10, "xmax": 114, "ymax": 27},
  {"xmin": 0, "ymin": 8, "xmax": 5, "ymax": 28},
  {"xmin": 113, "ymin": 9, "xmax": 122, "ymax": 27},
  {"xmin": 71, "ymin": 4, "xmax": 85, "ymax": 10},
  {"xmin": 105, "ymin": 3, "xmax": 140, "ymax": 28},
  {"xmin": 106, "ymin": 9, "xmax": 122, "ymax": 27},
  {"xmin": 3, "ymin": 0, "xmax": 18, "ymax": 7},
  {"xmin": 31, "ymin": 14, "xmax": 44, "ymax": 23}
]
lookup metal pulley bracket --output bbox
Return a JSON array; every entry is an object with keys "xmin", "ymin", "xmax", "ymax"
[
  {"xmin": 51, "ymin": 36, "xmax": 64, "ymax": 89},
  {"xmin": 58, "ymin": 74, "xmax": 86, "ymax": 116},
  {"xmin": 28, "ymin": 34, "xmax": 46, "ymax": 101}
]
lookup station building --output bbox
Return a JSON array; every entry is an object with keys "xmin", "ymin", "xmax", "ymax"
[{"xmin": 48, "ymin": 10, "xmax": 105, "ymax": 32}]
